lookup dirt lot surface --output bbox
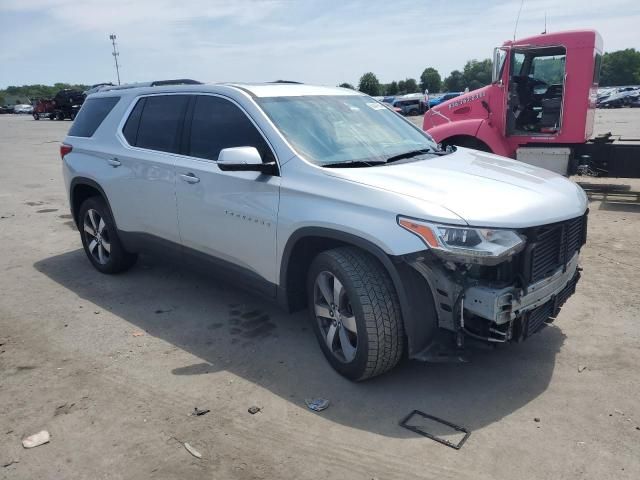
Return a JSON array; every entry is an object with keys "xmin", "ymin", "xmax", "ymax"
[{"xmin": 1, "ymin": 111, "xmax": 639, "ymax": 479}]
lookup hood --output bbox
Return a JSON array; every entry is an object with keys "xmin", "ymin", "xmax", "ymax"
[{"xmin": 324, "ymin": 148, "xmax": 587, "ymax": 228}]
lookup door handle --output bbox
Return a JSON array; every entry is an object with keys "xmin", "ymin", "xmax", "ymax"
[
  {"xmin": 180, "ymin": 173, "xmax": 200, "ymax": 184},
  {"xmin": 107, "ymin": 158, "xmax": 121, "ymax": 167}
]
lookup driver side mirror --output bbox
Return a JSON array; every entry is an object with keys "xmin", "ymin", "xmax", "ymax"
[
  {"xmin": 492, "ymin": 47, "xmax": 507, "ymax": 85},
  {"xmin": 217, "ymin": 146, "xmax": 277, "ymax": 175}
]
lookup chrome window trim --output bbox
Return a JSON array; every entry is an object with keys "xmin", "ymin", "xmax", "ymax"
[{"xmin": 115, "ymin": 91, "xmax": 280, "ymax": 168}]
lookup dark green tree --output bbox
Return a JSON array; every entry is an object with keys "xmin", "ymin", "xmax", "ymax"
[
  {"xmin": 386, "ymin": 81, "xmax": 399, "ymax": 95},
  {"xmin": 462, "ymin": 59, "xmax": 492, "ymax": 90},
  {"xmin": 0, "ymin": 83, "xmax": 89, "ymax": 103},
  {"xmin": 397, "ymin": 79, "xmax": 406, "ymax": 94},
  {"xmin": 358, "ymin": 72, "xmax": 381, "ymax": 96},
  {"xmin": 419, "ymin": 67, "xmax": 442, "ymax": 93},
  {"xmin": 444, "ymin": 70, "xmax": 465, "ymax": 91},
  {"xmin": 600, "ymin": 49, "xmax": 640, "ymax": 86},
  {"xmin": 338, "ymin": 82, "xmax": 355, "ymax": 89},
  {"xmin": 403, "ymin": 78, "xmax": 419, "ymax": 93}
]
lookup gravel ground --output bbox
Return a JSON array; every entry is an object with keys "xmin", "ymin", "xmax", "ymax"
[{"xmin": 1, "ymin": 111, "xmax": 639, "ymax": 479}]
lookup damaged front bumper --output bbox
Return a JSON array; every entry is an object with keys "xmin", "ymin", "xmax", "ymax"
[
  {"xmin": 403, "ymin": 250, "xmax": 582, "ymax": 357},
  {"xmin": 464, "ymin": 253, "xmax": 580, "ymax": 325}
]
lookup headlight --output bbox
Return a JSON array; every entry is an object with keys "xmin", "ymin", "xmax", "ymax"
[{"xmin": 398, "ymin": 216, "xmax": 525, "ymax": 265}]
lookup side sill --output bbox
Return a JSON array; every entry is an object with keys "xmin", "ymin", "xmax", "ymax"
[{"xmin": 118, "ymin": 230, "xmax": 277, "ymax": 299}]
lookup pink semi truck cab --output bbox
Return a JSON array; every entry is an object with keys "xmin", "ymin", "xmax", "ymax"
[{"xmin": 423, "ymin": 30, "xmax": 603, "ymax": 175}]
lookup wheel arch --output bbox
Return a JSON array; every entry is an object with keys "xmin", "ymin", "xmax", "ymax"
[
  {"xmin": 69, "ymin": 178, "xmax": 117, "ymax": 229},
  {"xmin": 440, "ymin": 135, "xmax": 493, "ymax": 153},
  {"xmin": 278, "ymin": 227, "xmax": 437, "ymax": 358}
]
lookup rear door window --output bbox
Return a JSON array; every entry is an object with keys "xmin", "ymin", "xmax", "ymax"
[
  {"xmin": 68, "ymin": 97, "xmax": 120, "ymax": 137},
  {"xmin": 124, "ymin": 95, "xmax": 190, "ymax": 153},
  {"xmin": 188, "ymin": 95, "xmax": 274, "ymax": 162}
]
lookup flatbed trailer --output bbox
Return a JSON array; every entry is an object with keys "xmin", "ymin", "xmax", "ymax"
[{"xmin": 518, "ymin": 133, "xmax": 640, "ymax": 178}]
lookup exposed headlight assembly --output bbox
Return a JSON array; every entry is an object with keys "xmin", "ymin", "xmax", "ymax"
[{"xmin": 398, "ymin": 217, "xmax": 525, "ymax": 265}]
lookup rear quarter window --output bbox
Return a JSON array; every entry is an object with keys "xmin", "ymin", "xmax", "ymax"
[
  {"xmin": 124, "ymin": 95, "xmax": 190, "ymax": 153},
  {"xmin": 68, "ymin": 97, "xmax": 120, "ymax": 137}
]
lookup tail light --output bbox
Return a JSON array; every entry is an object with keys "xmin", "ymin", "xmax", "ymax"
[{"xmin": 60, "ymin": 143, "xmax": 73, "ymax": 159}]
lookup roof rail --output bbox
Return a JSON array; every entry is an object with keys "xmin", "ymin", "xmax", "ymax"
[
  {"xmin": 271, "ymin": 80, "xmax": 303, "ymax": 84},
  {"xmin": 98, "ymin": 79, "xmax": 203, "ymax": 92},
  {"xmin": 150, "ymin": 79, "xmax": 202, "ymax": 86}
]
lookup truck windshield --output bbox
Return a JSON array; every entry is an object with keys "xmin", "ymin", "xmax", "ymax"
[{"xmin": 256, "ymin": 95, "xmax": 438, "ymax": 166}]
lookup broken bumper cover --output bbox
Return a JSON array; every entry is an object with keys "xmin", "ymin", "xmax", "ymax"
[{"xmin": 464, "ymin": 253, "xmax": 580, "ymax": 325}]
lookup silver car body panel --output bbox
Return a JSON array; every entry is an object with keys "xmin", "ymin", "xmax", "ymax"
[{"xmin": 63, "ymin": 82, "xmax": 587, "ymax": 317}]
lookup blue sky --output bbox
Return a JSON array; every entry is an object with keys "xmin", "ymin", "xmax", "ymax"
[{"xmin": 1, "ymin": 0, "xmax": 639, "ymax": 88}]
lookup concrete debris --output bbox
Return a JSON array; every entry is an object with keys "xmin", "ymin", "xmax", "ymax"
[
  {"xmin": 578, "ymin": 365, "xmax": 587, "ymax": 373},
  {"xmin": 22, "ymin": 430, "xmax": 50, "ymax": 448},
  {"xmin": 248, "ymin": 406, "xmax": 261, "ymax": 414},
  {"xmin": 191, "ymin": 407, "xmax": 210, "ymax": 416},
  {"xmin": 183, "ymin": 442, "xmax": 202, "ymax": 459}
]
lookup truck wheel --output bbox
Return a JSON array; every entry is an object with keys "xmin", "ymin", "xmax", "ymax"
[
  {"xmin": 78, "ymin": 197, "xmax": 137, "ymax": 274},
  {"xmin": 56, "ymin": 111, "xmax": 64, "ymax": 121},
  {"xmin": 33, "ymin": 113, "xmax": 40, "ymax": 120},
  {"xmin": 70, "ymin": 112, "xmax": 76, "ymax": 121},
  {"xmin": 307, "ymin": 247, "xmax": 404, "ymax": 381}
]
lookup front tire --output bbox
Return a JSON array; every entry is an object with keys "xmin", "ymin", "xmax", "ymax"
[
  {"xmin": 78, "ymin": 197, "xmax": 137, "ymax": 274},
  {"xmin": 307, "ymin": 247, "xmax": 404, "ymax": 381}
]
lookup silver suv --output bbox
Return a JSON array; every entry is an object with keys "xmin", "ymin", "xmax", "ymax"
[{"xmin": 62, "ymin": 83, "xmax": 588, "ymax": 380}]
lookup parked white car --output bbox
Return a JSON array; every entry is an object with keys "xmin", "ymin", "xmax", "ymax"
[
  {"xmin": 61, "ymin": 82, "xmax": 587, "ymax": 380},
  {"xmin": 13, "ymin": 104, "xmax": 34, "ymax": 114}
]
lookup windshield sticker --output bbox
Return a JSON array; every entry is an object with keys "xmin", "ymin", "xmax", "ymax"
[
  {"xmin": 448, "ymin": 91, "xmax": 486, "ymax": 109},
  {"xmin": 367, "ymin": 102, "xmax": 387, "ymax": 111}
]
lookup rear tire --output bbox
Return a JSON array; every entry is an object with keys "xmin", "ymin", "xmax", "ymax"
[
  {"xmin": 78, "ymin": 197, "xmax": 137, "ymax": 274},
  {"xmin": 307, "ymin": 247, "xmax": 404, "ymax": 381}
]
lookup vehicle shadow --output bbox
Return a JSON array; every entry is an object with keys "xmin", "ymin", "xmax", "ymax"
[
  {"xmin": 35, "ymin": 249, "xmax": 565, "ymax": 438},
  {"xmin": 579, "ymin": 182, "xmax": 640, "ymax": 213}
]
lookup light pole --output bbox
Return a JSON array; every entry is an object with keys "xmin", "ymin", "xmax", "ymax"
[{"xmin": 109, "ymin": 34, "xmax": 121, "ymax": 85}]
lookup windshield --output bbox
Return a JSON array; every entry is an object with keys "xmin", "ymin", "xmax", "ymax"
[{"xmin": 256, "ymin": 95, "xmax": 438, "ymax": 166}]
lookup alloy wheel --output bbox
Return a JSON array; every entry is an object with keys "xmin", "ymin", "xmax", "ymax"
[
  {"xmin": 313, "ymin": 271, "xmax": 358, "ymax": 363},
  {"xmin": 83, "ymin": 209, "xmax": 111, "ymax": 265}
]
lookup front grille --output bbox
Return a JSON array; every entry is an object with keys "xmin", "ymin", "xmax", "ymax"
[
  {"xmin": 522, "ymin": 270, "xmax": 581, "ymax": 338},
  {"xmin": 522, "ymin": 213, "xmax": 587, "ymax": 284}
]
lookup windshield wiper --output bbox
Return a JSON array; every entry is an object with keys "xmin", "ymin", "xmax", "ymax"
[
  {"xmin": 322, "ymin": 148, "xmax": 449, "ymax": 168},
  {"xmin": 322, "ymin": 160, "xmax": 387, "ymax": 168},
  {"xmin": 384, "ymin": 148, "xmax": 448, "ymax": 164}
]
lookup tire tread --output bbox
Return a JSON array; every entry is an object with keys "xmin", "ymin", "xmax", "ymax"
[{"xmin": 322, "ymin": 247, "xmax": 404, "ymax": 380}]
